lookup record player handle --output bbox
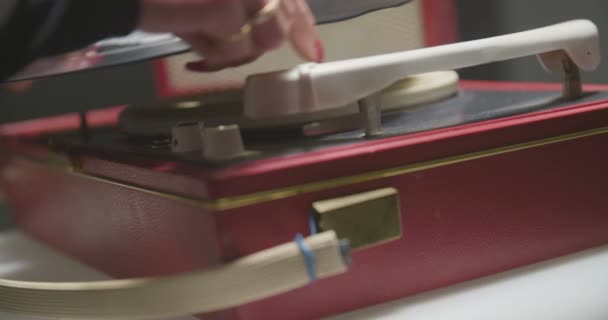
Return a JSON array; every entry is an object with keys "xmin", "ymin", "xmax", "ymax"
[
  {"xmin": 0, "ymin": 231, "xmax": 350, "ymax": 320},
  {"xmin": 244, "ymin": 19, "xmax": 600, "ymax": 118}
]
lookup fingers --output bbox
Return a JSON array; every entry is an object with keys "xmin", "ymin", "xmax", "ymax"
[
  {"xmin": 287, "ymin": 0, "xmax": 322, "ymax": 62},
  {"xmin": 186, "ymin": 54, "xmax": 262, "ymax": 72},
  {"xmin": 177, "ymin": 0, "xmax": 255, "ymax": 69},
  {"xmin": 180, "ymin": 28, "xmax": 264, "ymax": 72},
  {"xmin": 183, "ymin": 0, "xmax": 285, "ymax": 72},
  {"xmin": 245, "ymin": 0, "xmax": 323, "ymax": 62},
  {"xmin": 149, "ymin": 0, "xmax": 324, "ymax": 72},
  {"xmin": 247, "ymin": 0, "xmax": 294, "ymax": 52}
]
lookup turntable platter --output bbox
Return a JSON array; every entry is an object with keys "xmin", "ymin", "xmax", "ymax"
[{"xmin": 119, "ymin": 71, "xmax": 459, "ymax": 136}]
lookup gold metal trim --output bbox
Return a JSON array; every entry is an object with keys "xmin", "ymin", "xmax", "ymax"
[{"xmin": 6, "ymin": 125, "xmax": 608, "ymax": 212}]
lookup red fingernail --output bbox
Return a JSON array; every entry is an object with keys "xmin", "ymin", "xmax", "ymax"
[{"xmin": 315, "ymin": 39, "xmax": 324, "ymax": 63}]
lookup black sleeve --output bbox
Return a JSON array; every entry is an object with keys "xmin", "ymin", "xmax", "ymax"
[{"xmin": 0, "ymin": 0, "xmax": 140, "ymax": 80}]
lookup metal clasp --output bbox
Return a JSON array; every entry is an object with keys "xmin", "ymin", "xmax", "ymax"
[{"xmin": 312, "ymin": 188, "xmax": 402, "ymax": 250}]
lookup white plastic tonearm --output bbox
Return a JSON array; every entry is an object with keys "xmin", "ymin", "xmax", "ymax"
[{"xmin": 244, "ymin": 19, "xmax": 600, "ymax": 118}]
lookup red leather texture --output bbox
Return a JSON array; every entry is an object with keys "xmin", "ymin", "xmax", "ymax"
[{"xmin": 1, "ymin": 160, "xmax": 221, "ymax": 279}]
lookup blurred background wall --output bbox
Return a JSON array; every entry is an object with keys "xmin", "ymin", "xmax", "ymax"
[{"xmin": 457, "ymin": 0, "xmax": 608, "ymax": 83}]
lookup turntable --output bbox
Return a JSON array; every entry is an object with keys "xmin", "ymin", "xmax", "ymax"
[{"xmin": 0, "ymin": 3, "xmax": 607, "ymax": 320}]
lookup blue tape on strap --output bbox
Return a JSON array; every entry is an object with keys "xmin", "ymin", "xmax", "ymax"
[
  {"xmin": 295, "ymin": 233, "xmax": 317, "ymax": 282},
  {"xmin": 309, "ymin": 210, "xmax": 318, "ymax": 235}
]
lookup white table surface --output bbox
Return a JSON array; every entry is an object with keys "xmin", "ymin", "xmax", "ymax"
[{"xmin": 2, "ymin": 229, "xmax": 608, "ymax": 320}]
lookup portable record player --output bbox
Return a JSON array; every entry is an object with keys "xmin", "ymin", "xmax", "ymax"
[{"xmin": 1, "ymin": 2, "xmax": 608, "ymax": 320}]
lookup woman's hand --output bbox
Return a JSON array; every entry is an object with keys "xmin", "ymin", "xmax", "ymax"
[{"xmin": 138, "ymin": 0, "xmax": 323, "ymax": 72}]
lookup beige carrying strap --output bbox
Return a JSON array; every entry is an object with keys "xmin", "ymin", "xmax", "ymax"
[{"xmin": 0, "ymin": 231, "xmax": 349, "ymax": 320}]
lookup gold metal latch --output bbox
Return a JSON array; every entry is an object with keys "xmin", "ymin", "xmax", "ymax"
[{"xmin": 312, "ymin": 188, "xmax": 402, "ymax": 250}]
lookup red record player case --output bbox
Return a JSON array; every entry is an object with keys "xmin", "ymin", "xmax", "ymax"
[
  {"xmin": 3, "ymin": 3, "xmax": 608, "ymax": 320},
  {"xmin": 2, "ymin": 81, "xmax": 608, "ymax": 320}
]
